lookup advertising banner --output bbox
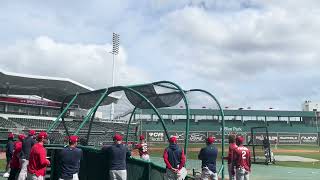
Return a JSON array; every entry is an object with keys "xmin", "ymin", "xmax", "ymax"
[
  {"xmin": 147, "ymin": 131, "xmax": 165, "ymax": 142},
  {"xmin": 168, "ymin": 132, "xmax": 185, "ymax": 143},
  {"xmin": 300, "ymin": 133, "xmax": 318, "ymax": 144},
  {"xmin": 278, "ymin": 133, "xmax": 300, "ymax": 144},
  {"xmin": 208, "ymin": 132, "xmax": 229, "ymax": 144},
  {"xmin": 188, "ymin": 132, "xmax": 207, "ymax": 143},
  {"xmin": 247, "ymin": 133, "xmax": 278, "ymax": 145}
]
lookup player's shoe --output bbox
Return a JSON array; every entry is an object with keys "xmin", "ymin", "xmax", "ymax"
[{"xmin": 3, "ymin": 172, "xmax": 10, "ymax": 178}]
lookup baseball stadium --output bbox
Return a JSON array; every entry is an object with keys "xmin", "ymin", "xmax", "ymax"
[{"xmin": 0, "ymin": 71, "xmax": 319, "ymax": 180}]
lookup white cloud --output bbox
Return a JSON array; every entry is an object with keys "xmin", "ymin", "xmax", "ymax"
[{"xmin": 0, "ymin": 36, "xmax": 149, "ymax": 89}]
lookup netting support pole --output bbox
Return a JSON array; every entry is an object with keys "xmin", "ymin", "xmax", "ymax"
[
  {"xmin": 125, "ymin": 107, "xmax": 137, "ymax": 144},
  {"xmin": 74, "ymin": 89, "xmax": 109, "ymax": 135},
  {"xmin": 85, "ymin": 111, "xmax": 96, "ymax": 145},
  {"xmin": 189, "ymin": 89, "xmax": 225, "ymax": 180},
  {"xmin": 153, "ymin": 81, "xmax": 190, "ymax": 161},
  {"xmin": 47, "ymin": 93, "xmax": 79, "ymax": 133}
]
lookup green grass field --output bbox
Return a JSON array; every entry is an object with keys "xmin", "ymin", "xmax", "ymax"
[
  {"xmin": 147, "ymin": 144, "xmax": 320, "ymax": 169},
  {"xmin": 0, "ymin": 159, "xmax": 5, "ymax": 171}
]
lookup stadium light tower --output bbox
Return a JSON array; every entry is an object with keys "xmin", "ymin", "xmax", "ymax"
[{"xmin": 110, "ymin": 32, "xmax": 120, "ymax": 120}]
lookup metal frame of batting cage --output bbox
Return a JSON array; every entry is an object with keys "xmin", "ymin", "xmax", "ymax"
[{"xmin": 247, "ymin": 126, "xmax": 272, "ymax": 164}]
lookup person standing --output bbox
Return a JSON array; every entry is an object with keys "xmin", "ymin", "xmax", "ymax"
[
  {"xmin": 224, "ymin": 134, "xmax": 237, "ymax": 180},
  {"xmin": 198, "ymin": 136, "xmax": 218, "ymax": 180},
  {"xmin": 3, "ymin": 132, "xmax": 15, "ymax": 178},
  {"xmin": 234, "ymin": 136, "xmax": 251, "ymax": 180},
  {"xmin": 103, "ymin": 134, "xmax": 131, "ymax": 180},
  {"xmin": 18, "ymin": 130, "xmax": 36, "ymax": 180},
  {"xmin": 8, "ymin": 134, "xmax": 26, "ymax": 180},
  {"xmin": 27, "ymin": 131, "xmax": 50, "ymax": 180},
  {"xmin": 134, "ymin": 135, "xmax": 150, "ymax": 161},
  {"xmin": 59, "ymin": 135, "xmax": 82, "ymax": 180},
  {"xmin": 163, "ymin": 136, "xmax": 187, "ymax": 180}
]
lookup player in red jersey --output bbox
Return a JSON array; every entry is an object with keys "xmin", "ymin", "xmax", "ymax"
[
  {"xmin": 223, "ymin": 134, "xmax": 238, "ymax": 180},
  {"xmin": 135, "ymin": 135, "xmax": 150, "ymax": 161},
  {"xmin": 8, "ymin": 134, "xmax": 25, "ymax": 180},
  {"xmin": 234, "ymin": 136, "xmax": 251, "ymax": 180},
  {"xmin": 27, "ymin": 131, "xmax": 50, "ymax": 180}
]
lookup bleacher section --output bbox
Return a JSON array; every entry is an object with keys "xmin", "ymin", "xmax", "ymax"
[
  {"xmin": 9, "ymin": 118, "xmax": 51, "ymax": 129},
  {"xmin": 0, "ymin": 117, "xmax": 17, "ymax": 129},
  {"xmin": 0, "ymin": 116, "xmax": 137, "ymax": 146}
]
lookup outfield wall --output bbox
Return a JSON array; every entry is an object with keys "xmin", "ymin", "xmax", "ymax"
[{"xmin": 143, "ymin": 131, "xmax": 319, "ymax": 145}]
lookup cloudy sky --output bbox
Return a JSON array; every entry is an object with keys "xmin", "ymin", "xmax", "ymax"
[{"xmin": 0, "ymin": 0, "xmax": 320, "ymax": 110}]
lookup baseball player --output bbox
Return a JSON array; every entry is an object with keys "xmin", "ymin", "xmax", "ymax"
[
  {"xmin": 8, "ymin": 134, "xmax": 26, "ymax": 180},
  {"xmin": 198, "ymin": 136, "xmax": 218, "ymax": 180},
  {"xmin": 27, "ymin": 131, "xmax": 50, "ymax": 180},
  {"xmin": 234, "ymin": 136, "xmax": 251, "ymax": 180},
  {"xmin": 224, "ymin": 134, "xmax": 237, "ymax": 180},
  {"xmin": 103, "ymin": 134, "xmax": 131, "ymax": 180},
  {"xmin": 59, "ymin": 135, "xmax": 83, "ymax": 180},
  {"xmin": 3, "ymin": 132, "xmax": 15, "ymax": 178},
  {"xmin": 163, "ymin": 136, "xmax": 187, "ymax": 180},
  {"xmin": 134, "ymin": 135, "xmax": 150, "ymax": 161},
  {"xmin": 18, "ymin": 130, "xmax": 36, "ymax": 180}
]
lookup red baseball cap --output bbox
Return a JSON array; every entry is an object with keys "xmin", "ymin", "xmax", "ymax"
[
  {"xmin": 29, "ymin": 130, "xmax": 36, "ymax": 136},
  {"xmin": 139, "ymin": 135, "xmax": 145, "ymax": 140},
  {"xmin": 236, "ymin": 136, "xmax": 245, "ymax": 144},
  {"xmin": 207, "ymin": 136, "xmax": 215, "ymax": 144},
  {"xmin": 113, "ymin": 134, "xmax": 123, "ymax": 141},
  {"xmin": 37, "ymin": 131, "xmax": 48, "ymax": 140},
  {"xmin": 18, "ymin": 134, "xmax": 26, "ymax": 141},
  {"xmin": 69, "ymin": 135, "xmax": 78, "ymax": 143},
  {"xmin": 169, "ymin": 136, "xmax": 177, "ymax": 143},
  {"xmin": 8, "ymin": 132, "xmax": 14, "ymax": 139}
]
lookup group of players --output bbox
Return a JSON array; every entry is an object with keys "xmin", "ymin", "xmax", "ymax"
[
  {"xmin": 125, "ymin": 134, "xmax": 251, "ymax": 180},
  {"xmin": 4, "ymin": 130, "xmax": 251, "ymax": 180},
  {"xmin": 4, "ymin": 130, "xmax": 82, "ymax": 180}
]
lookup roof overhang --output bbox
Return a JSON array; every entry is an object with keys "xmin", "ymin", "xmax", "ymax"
[{"xmin": 0, "ymin": 71, "xmax": 119, "ymax": 108}]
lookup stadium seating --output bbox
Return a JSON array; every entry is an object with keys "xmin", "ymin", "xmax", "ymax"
[
  {"xmin": 9, "ymin": 118, "xmax": 52, "ymax": 129},
  {"xmin": 0, "ymin": 117, "xmax": 17, "ymax": 129}
]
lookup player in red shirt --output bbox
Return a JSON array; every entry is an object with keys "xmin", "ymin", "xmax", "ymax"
[
  {"xmin": 234, "ymin": 136, "xmax": 251, "ymax": 180},
  {"xmin": 223, "ymin": 134, "xmax": 237, "ymax": 180},
  {"xmin": 27, "ymin": 131, "xmax": 50, "ymax": 180},
  {"xmin": 163, "ymin": 136, "xmax": 187, "ymax": 180},
  {"xmin": 8, "ymin": 134, "xmax": 25, "ymax": 180},
  {"xmin": 134, "ymin": 135, "xmax": 150, "ymax": 161}
]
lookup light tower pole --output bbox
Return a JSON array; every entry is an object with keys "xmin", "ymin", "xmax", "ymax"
[{"xmin": 110, "ymin": 32, "xmax": 120, "ymax": 120}]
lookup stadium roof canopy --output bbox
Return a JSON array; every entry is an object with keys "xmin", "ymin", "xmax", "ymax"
[
  {"xmin": 138, "ymin": 109, "xmax": 316, "ymax": 118},
  {"xmin": 0, "ymin": 71, "xmax": 118, "ymax": 108}
]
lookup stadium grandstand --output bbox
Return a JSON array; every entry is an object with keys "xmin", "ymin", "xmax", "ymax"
[
  {"xmin": 0, "ymin": 71, "xmax": 135, "ymax": 146},
  {"xmin": 136, "ymin": 109, "xmax": 319, "ymax": 145}
]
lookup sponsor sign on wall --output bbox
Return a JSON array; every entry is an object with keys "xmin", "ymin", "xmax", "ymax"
[
  {"xmin": 219, "ymin": 126, "xmax": 244, "ymax": 133},
  {"xmin": 188, "ymin": 132, "xmax": 207, "ymax": 143},
  {"xmin": 147, "ymin": 131, "xmax": 165, "ymax": 142},
  {"xmin": 278, "ymin": 133, "xmax": 300, "ymax": 144},
  {"xmin": 247, "ymin": 133, "xmax": 278, "ymax": 145},
  {"xmin": 208, "ymin": 132, "xmax": 229, "ymax": 144},
  {"xmin": 300, "ymin": 134, "xmax": 318, "ymax": 144},
  {"xmin": 168, "ymin": 132, "xmax": 185, "ymax": 143}
]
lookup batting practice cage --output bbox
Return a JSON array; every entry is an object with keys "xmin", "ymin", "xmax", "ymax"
[
  {"xmin": 247, "ymin": 127, "xmax": 276, "ymax": 165},
  {"xmin": 44, "ymin": 81, "xmax": 226, "ymax": 180}
]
